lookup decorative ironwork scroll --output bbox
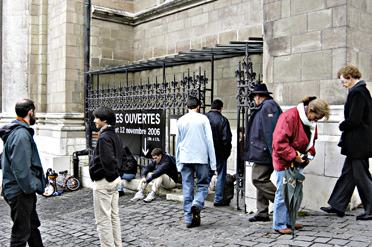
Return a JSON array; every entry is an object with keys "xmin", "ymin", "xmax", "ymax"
[
  {"xmin": 235, "ymin": 46, "xmax": 261, "ymax": 212},
  {"xmin": 87, "ymin": 68, "xmax": 208, "ymax": 115}
]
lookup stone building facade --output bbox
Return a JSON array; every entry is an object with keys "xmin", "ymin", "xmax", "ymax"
[{"xmin": 1, "ymin": 0, "xmax": 372, "ymax": 212}]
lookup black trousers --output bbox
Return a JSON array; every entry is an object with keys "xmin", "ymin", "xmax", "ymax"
[
  {"xmin": 5, "ymin": 192, "xmax": 43, "ymax": 247},
  {"xmin": 328, "ymin": 157, "xmax": 372, "ymax": 215}
]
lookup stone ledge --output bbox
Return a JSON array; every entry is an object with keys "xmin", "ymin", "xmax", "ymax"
[
  {"xmin": 92, "ymin": 0, "xmax": 216, "ymax": 26},
  {"xmin": 122, "ymin": 178, "xmax": 217, "ymax": 203},
  {"xmin": 122, "ymin": 178, "xmax": 183, "ymax": 195},
  {"xmin": 81, "ymin": 166, "xmax": 216, "ymax": 203}
]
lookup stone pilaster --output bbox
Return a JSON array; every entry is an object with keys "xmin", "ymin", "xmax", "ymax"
[
  {"xmin": 1, "ymin": 0, "xmax": 30, "ymax": 112},
  {"xmin": 35, "ymin": 113, "xmax": 86, "ymax": 173},
  {"xmin": 1, "ymin": 0, "xmax": 88, "ymax": 176}
]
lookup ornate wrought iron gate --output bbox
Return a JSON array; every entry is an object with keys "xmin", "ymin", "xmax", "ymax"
[{"xmin": 235, "ymin": 45, "xmax": 262, "ymax": 212}]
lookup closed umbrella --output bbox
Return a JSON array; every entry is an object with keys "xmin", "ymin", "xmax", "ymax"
[{"xmin": 280, "ymin": 161, "xmax": 305, "ymax": 238}]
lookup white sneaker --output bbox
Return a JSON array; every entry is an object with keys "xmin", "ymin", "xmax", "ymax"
[
  {"xmin": 130, "ymin": 191, "xmax": 144, "ymax": 202},
  {"xmin": 143, "ymin": 191, "xmax": 156, "ymax": 203}
]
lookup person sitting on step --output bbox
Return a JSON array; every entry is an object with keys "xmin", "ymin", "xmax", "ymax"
[{"xmin": 130, "ymin": 148, "xmax": 178, "ymax": 203}]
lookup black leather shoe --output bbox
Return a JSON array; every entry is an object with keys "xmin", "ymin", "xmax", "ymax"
[
  {"xmin": 214, "ymin": 200, "xmax": 229, "ymax": 206},
  {"xmin": 191, "ymin": 204, "xmax": 201, "ymax": 226},
  {"xmin": 356, "ymin": 214, "xmax": 372, "ymax": 220},
  {"xmin": 186, "ymin": 223, "xmax": 194, "ymax": 228},
  {"xmin": 249, "ymin": 215, "xmax": 270, "ymax": 222},
  {"xmin": 320, "ymin": 206, "xmax": 345, "ymax": 217}
]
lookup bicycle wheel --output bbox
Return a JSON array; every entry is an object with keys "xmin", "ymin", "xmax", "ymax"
[
  {"xmin": 66, "ymin": 177, "xmax": 80, "ymax": 191},
  {"xmin": 43, "ymin": 183, "xmax": 56, "ymax": 197}
]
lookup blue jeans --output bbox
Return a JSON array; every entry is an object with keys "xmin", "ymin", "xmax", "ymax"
[
  {"xmin": 118, "ymin": 173, "xmax": 136, "ymax": 192},
  {"xmin": 181, "ymin": 163, "xmax": 209, "ymax": 224},
  {"xmin": 208, "ymin": 159, "xmax": 227, "ymax": 203},
  {"xmin": 273, "ymin": 167, "xmax": 303, "ymax": 230}
]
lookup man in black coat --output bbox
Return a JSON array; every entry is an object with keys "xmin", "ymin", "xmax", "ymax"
[
  {"xmin": 206, "ymin": 99, "xmax": 232, "ymax": 206},
  {"xmin": 242, "ymin": 84, "xmax": 282, "ymax": 222},
  {"xmin": 89, "ymin": 106, "xmax": 123, "ymax": 245},
  {"xmin": 321, "ymin": 65, "xmax": 372, "ymax": 220},
  {"xmin": 130, "ymin": 148, "xmax": 178, "ymax": 203}
]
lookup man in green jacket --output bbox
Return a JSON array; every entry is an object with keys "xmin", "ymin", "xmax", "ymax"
[{"xmin": 1, "ymin": 99, "xmax": 46, "ymax": 246}]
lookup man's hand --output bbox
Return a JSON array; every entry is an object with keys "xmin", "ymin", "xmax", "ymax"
[{"xmin": 141, "ymin": 178, "xmax": 148, "ymax": 184}]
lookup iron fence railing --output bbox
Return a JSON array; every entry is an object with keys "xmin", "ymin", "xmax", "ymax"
[
  {"xmin": 87, "ymin": 68, "xmax": 209, "ymax": 113},
  {"xmin": 85, "ymin": 67, "xmax": 211, "ymax": 170},
  {"xmin": 235, "ymin": 46, "xmax": 261, "ymax": 212}
]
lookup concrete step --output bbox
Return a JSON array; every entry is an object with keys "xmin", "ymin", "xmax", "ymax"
[
  {"xmin": 81, "ymin": 167, "xmax": 238, "ymax": 212},
  {"xmin": 122, "ymin": 178, "xmax": 215, "ymax": 203}
]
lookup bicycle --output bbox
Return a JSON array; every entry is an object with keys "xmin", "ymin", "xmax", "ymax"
[{"xmin": 43, "ymin": 168, "xmax": 80, "ymax": 197}]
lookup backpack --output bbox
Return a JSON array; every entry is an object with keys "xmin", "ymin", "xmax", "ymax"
[
  {"xmin": 222, "ymin": 173, "xmax": 236, "ymax": 204},
  {"xmin": 166, "ymin": 153, "xmax": 182, "ymax": 183},
  {"xmin": 120, "ymin": 146, "xmax": 138, "ymax": 176},
  {"xmin": 166, "ymin": 153, "xmax": 176, "ymax": 165}
]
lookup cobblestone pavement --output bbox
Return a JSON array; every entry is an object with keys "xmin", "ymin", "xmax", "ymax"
[{"xmin": 1, "ymin": 188, "xmax": 372, "ymax": 246}]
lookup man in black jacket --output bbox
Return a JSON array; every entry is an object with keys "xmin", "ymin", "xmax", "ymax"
[
  {"xmin": 206, "ymin": 99, "xmax": 232, "ymax": 206},
  {"xmin": 242, "ymin": 84, "xmax": 282, "ymax": 222},
  {"xmin": 321, "ymin": 65, "xmax": 372, "ymax": 220},
  {"xmin": 89, "ymin": 106, "xmax": 123, "ymax": 246},
  {"xmin": 130, "ymin": 148, "xmax": 178, "ymax": 202}
]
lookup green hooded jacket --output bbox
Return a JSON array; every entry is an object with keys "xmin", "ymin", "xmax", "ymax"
[{"xmin": 0, "ymin": 120, "xmax": 46, "ymax": 199}]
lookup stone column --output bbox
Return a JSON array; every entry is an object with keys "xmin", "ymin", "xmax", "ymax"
[
  {"xmin": 36, "ymin": 0, "xmax": 86, "ymax": 174},
  {"xmin": 1, "ymin": 0, "xmax": 30, "ymax": 117},
  {"xmin": 1, "ymin": 0, "xmax": 87, "ymax": 176}
]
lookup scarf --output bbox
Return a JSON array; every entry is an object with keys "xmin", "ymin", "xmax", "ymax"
[
  {"xmin": 296, "ymin": 103, "xmax": 316, "ymax": 152},
  {"xmin": 98, "ymin": 124, "xmax": 112, "ymax": 135},
  {"xmin": 16, "ymin": 116, "xmax": 30, "ymax": 126}
]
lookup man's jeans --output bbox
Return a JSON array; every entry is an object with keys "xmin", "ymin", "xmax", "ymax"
[
  {"xmin": 181, "ymin": 163, "xmax": 209, "ymax": 223},
  {"xmin": 273, "ymin": 167, "xmax": 303, "ymax": 230},
  {"xmin": 5, "ymin": 192, "xmax": 43, "ymax": 247},
  {"xmin": 208, "ymin": 159, "xmax": 227, "ymax": 203}
]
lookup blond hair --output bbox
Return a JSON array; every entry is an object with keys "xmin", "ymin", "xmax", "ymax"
[{"xmin": 300, "ymin": 96, "xmax": 330, "ymax": 120}]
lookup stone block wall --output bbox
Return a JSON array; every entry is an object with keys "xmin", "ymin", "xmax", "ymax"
[
  {"xmin": 132, "ymin": 0, "xmax": 263, "ymax": 62},
  {"xmin": 90, "ymin": 19, "xmax": 134, "ymax": 70},
  {"xmin": 263, "ymin": 0, "xmax": 372, "ymax": 106},
  {"xmin": 29, "ymin": 0, "xmax": 48, "ymax": 113},
  {"xmin": 47, "ymin": 0, "xmax": 85, "ymax": 113}
]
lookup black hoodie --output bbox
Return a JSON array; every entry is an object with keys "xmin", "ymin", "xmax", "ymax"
[{"xmin": 89, "ymin": 126, "xmax": 123, "ymax": 182}]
